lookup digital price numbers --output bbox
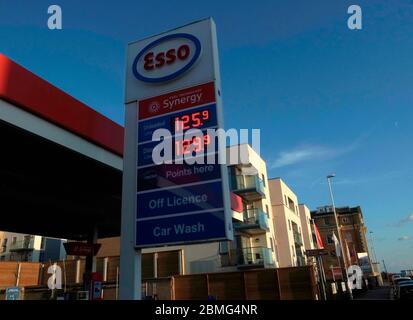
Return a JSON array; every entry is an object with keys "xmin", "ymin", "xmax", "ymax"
[
  {"xmin": 173, "ymin": 109, "xmax": 210, "ymax": 131},
  {"xmin": 175, "ymin": 133, "xmax": 212, "ymax": 156}
]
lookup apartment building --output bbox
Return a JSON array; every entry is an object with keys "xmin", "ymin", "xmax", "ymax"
[
  {"xmin": 222, "ymin": 144, "xmax": 278, "ymax": 271},
  {"xmin": 0, "ymin": 232, "xmax": 66, "ymax": 262},
  {"xmin": 311, "ymin": 206, "xmax": 375, "ymax": 280},
  {"xmin": 96, "ymin": 144, "xmax": 278, "ymax": 277},
  {"xmin": 268, "ymin": 178, "xmax": 306, "ymax": 268}
]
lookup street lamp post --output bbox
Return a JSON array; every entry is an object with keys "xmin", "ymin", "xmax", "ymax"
[
  {"xmin": 382, "ymin": 259, "xmax": 388, "ymax": 275},
  {"xmin": 327, "ymin": 173, "xmax": 353, "ymax": 300},
  {"xmin": 369, "ymin": 231, "xmax": 378, "ymax": 263}
]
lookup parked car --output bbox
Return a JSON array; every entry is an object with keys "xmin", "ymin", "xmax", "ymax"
[
  {"xmin": 401, "ymin": 270, "xmax": 413, "ymax": 278},
  {"xmin": 395, "ymin": 280, "xmax": 413, "ymax": 298},
  {"xmin": 390, "ymin": 273, "xmax": 402, "ymax": 284},
  {"xmin": 397, "ymin": 283, "xmax": 413, "ymax": 300},
  {"xmin": 393, "ymin": 277, "xmax": 412, "ymax": 298}
]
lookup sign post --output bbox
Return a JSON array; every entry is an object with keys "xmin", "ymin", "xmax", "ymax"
[
  {"xmin": 63, "ymin": 242, "xmax": 101, "ymax": 256},
  {"xmin": 120, "ymin": 18, "xmax": 232, "ymax": 299}
]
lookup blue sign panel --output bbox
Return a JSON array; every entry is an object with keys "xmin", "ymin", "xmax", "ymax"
[
  {"xmin": 136, "ymin": 211, "xmax": 226, "ymax": 246},
  {"xmin": 137, "ymin": 154, "xmax": 221, "ymax": 192},
  {"xmin": 5, "ymin": 287, "xmax": 21, "ymax": 300},
  {"xmin": 134, "ymin": 79, "xmax": 232, "ymax": 248},
  {"xmin": 137, "ymin": 180, "xmax": 223, "ymax": 219},
  {"xmin": 138, "ymin": 104, "xmax": 218, "ymax": 143},
  {"xmin": 138, "ymin": 141, "xmax": 160, "ymax": 167}
]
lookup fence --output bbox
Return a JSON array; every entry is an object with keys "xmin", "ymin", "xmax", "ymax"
[
  {"xmin": 0, "ymin": 262, "xmax": 40, "ymax": 288},
  {"xmin": 172, "ymin": 266, "xmax": 317, "ymax": 300},
  {"xmin": 0, "ymin": 260, "xmax": 318, "ymax": 300}
]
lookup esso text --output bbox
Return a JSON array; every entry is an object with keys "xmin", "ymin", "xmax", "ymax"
[{"xmin": 144, "ymin": 45, "xmax": 190, "ymax": 71}]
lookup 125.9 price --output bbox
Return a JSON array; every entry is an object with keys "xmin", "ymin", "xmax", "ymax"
[{"xmin": 174, "ymin": 110, "xmax": 210, "ymax": 131}]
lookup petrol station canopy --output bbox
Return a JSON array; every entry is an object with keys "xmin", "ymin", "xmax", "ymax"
[{"xmin": 0, "ymin": 54, "xmax": 124, "ymax": 240}]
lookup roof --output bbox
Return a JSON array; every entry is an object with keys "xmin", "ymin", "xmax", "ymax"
[
  {"xmin": 0, "ymin": 54, "xmax": 124, "ymax": 239},
  {"xmin": 0, "ymin": 54, "xmax": 124, "ymax": 156},
  {"xmin": 311, "ymin": 206, "xmax": 363, "ymax": 217}
]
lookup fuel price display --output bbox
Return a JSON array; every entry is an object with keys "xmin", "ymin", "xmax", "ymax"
[
  {"xmin": 175, "ymin": 133, "xmax": 212, "ymax": 156},
  {"xmin": 173, "ymin": 109, "xmax": 210, "ymax": 131},
  {"xmin": 138, "ymin": 104, "xmax": 217, "ymax": 143}
]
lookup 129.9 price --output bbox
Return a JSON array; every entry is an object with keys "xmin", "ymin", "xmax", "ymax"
[{"xmin": 175, "ymin": 134, "xmax": 211, "ymax": 156}]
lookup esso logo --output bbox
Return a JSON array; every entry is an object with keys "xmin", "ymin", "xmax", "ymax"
[
  {"xmin": 143, "ymin": 45, "xmax": 190, "ymax": 71},
  {"xmin": 132, "ymin": 33, "xmax": 201, "ymax": 83}
]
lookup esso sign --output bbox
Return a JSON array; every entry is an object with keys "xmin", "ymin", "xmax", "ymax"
[
  {"xmin": 132, "ymin": 33, "xmax": 201, "ymax": 83},
  {"xmin": 143, "ymin": 45, "xmax": 190, "ymax": 70}
]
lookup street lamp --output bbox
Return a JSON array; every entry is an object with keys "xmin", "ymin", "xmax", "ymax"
[
  {"xmin": 369, "ymin": 231, "xmax": 378, "ymax": 263},
  {"xmin": 326, "ymin": 173, "xmax": 353, "ymax": 300}
]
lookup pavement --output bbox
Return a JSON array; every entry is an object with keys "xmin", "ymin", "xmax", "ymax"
[{"xmin": 354, "ymin": 286, "xmax": 392, "ymax": 300}]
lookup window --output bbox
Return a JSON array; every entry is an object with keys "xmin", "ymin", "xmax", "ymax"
[
  {"xmin": 40, "ymin": 237, "xmax": 46, "ymax": 250},
  {"xmin": 275, "ymin": 244, "xmax": 280, "ymax": 262},
  {"xmin": 342, "ymin": 217, "xmax": 349, "ymax": 224},
  {"xmin": 287, "ymin": 197, "xmax": 295, "ymax": 212},
  {"xmin": 326, "ymin": 235, "xmax": 334, "ymax": 244},
  {"xmin": 284, "ymin": 195, "xmax": 288, "ymax": 205},
  {"xmin": 265, "ymin": 205, "xmax": 270, "ymax": 218},
  {"xmin": 324, "ymin": 217, "xmax": 333, "ymax": 225},
  {"xmin": 270, "ymin": 237, "xmax": 274, "ymax": 252},
  {"xmin": 291, "ymin": 245, "xmax": 295, "ymax": 256},
  {"xmin": 11, "ymin": 237, "xmax": 17, "ymax": 244},
  {"xmin": 219, "ymin": 241, "xmax": 229, "ymax": 254},
  {"xmin": 261, "ymin": 174, "xmax": 266, "ymax": 187},
  {"xmin": 345, "ymin": 233, "xmax": 353, "ymax": 242}
]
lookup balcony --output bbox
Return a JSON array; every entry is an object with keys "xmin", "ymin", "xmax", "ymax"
[
  {"xmin": 233, "ymin": 209, "xmax": 270, "ymax": 234},
  {"xmin": 221, "ymin": 246, "xmax": 274, "ymax": 269},
  {"xmin": 9, "ymin": 238, "xmax": 35, "ymax": 252},
  {"xmin": 231, "ymin": 175, "xmax": 265, "ymax": 201}
]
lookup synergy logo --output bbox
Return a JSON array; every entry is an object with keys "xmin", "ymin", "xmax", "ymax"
[
  {"xmin": 139, "ymin": 83, "xmax": 215, "ymax": 120},
  {"xmin": 132, "ymin": 33, "xmax": 202, "ymax": 83},
  {"xmin": 148, "ymin": 101, "xmax": 161, "ymax": 114}
]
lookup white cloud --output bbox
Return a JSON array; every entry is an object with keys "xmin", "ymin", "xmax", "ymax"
[
  {"xmin": 396, "ymin": 213, "xmax": 413, "ymax": 227},
  {"xmin": 402, "ymin": 213, "xmax": 413, "ymax": 223},
  {"xmin": 329, "ymin": 171, "xmax": 409, "ymax": 187},
  {"xmin": 398, "ymin": 235, "xmax": 411, "ymax": 241},
  {"xmin": 269, "ymin": 131, "xmax": 371, "ymax": 169},
  {"xmin": 270, "ymin": 143, "xmax": 356, "ymax": 169},
  {"xmin": 270, "ymin": 145, "xmax": 328, "ymax": 168}
]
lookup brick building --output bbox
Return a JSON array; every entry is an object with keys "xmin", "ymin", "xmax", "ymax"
[{"xmin": 311, "ymin": 206, "xmax": 374, "ymax": 281}]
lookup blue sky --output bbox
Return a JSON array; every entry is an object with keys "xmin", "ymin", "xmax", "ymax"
[{"xmin": 1, "ymin": 0, "xmax": 412, "ymax": 272}]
